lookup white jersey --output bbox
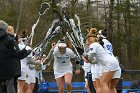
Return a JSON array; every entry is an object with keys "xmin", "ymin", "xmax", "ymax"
[
  {"xmin": 89, "ymin": 42, "xmax": 120, "ymax": 71},
  {"xmin": 18, "ymin": 44, "xmax": 32, "ymax": 71},
  {"xmin": 102, "ymin": 38, "xmax": 113, "ymax": 55},
  {"xmin": 83, "ymin": 48, "xmax": 91, "ymax": 72},
  {"xmin": 53, "ymin": 47, "xmax": 75, "ymax": 78},
  {"xmin": 18, "ymin": 44, "xmax": 33, "ymax": 81},
  {"xmin": 18, "ymin": 44, "xmax": 36, "ymax": 84},
  {"xmin": 83, "ymin": 62, "xmax": 91, "ymax": 73}
]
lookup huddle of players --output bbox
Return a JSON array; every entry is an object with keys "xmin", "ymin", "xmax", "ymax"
[{"xmin": 82, "ymin": 28, "xmax": 121, "ymax": 93}]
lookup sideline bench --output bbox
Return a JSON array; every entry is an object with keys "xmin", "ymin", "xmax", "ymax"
[
  {"xmin": 122, "ymin": 81, "xmax": 140, "ymax": 93},
  {"xmin": 38, "ymin": 82, "xmax": 87, "ymax": 93},
  {"xmin": 38, "ymin": 81, "xmax": 140, "ymax": 93}
]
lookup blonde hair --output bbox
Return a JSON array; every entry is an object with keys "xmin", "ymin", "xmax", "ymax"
[
  {"xmin": 86, "ymin": 28, "xmax": 98, "ymax": 44},
  {"xmin": 7, "ymin": 26, "xmax": 15, "ymax": 36},
  {"xmin": 86, "ymin": 28, "xmax": 97, "ymax": 38}
]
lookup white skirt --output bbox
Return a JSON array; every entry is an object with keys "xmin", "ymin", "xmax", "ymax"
[
  {"xmin": 103, "ymin": 57, "xmax": 120, "ymax": 72},
  {"xmin": 91, "ymin": 64, "xmax": 96, "ymax": 81},
  {"xmin": 26, "ymin": 66, "xmax": 36, "ymax": 84},
  {"xmin": 95, "ymin": 62, "xmax": 104, "ymax": 79},
  {"xmin": 54, "ymin": 70, "xmax": 72, "ymax": 79},
  {"xmin": 54, "ymin": 65, "xmax": 73, "ymax": 79},
  {"xmin": 18, "ymin": 63, "xmax": 28, "ymax": 81},
  {"xmin": 112, "ymin": 68, "xmax": 121, "ymax": 79}
]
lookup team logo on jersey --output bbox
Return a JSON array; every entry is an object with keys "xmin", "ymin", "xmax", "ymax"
[
  {"xmin": 90, "ymin": 48, "xmax": 93, "ymax": 51},
  {"xmin": 62, "ymin": 61, "xmax": 65, "ymax": 63},
  {"xmin": 57, "ymin": 55, "xmax": 69, "ymax": 59}
]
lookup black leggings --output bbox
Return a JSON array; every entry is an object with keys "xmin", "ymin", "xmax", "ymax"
[
  {"xmin": 33, "ymin": 78, "xmax": 39, "ymax": 93},
  {"xmin": 0, "ymin": 80, "xmax": 7, "ymax": 93}
]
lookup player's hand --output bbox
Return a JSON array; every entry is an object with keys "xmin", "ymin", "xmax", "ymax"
[
  {"xmin": 75, "ymin": 69, "xmax": 80, "ymax": 75},
  {"xmin": 51, "ymin": 42, "xmax": 56, "ymax": 50}
]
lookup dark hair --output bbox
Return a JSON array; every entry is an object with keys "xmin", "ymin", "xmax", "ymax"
[
  {"xmin": 98, "ymin": 36, "xmax": 104, "ymax": 47},
  {"xmin": 21, "ymin": 29, "xmax": 28, "ymax": 38},
  {"xmin": 15, "ymin": 34, "xmax": 19, "ymax": 43},
  {"xmin": 102, "ymin": 29, "xmax": 107, "ymax": 37},
  {"xmin": 20, "ymin": 30, "xmax": 28, "ymax": 43},
  {"xmin": 58, "ymin": 39, "xmax": 66, "ymax": 43}
]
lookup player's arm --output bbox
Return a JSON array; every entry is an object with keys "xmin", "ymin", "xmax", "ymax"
[
  {"xmin": 88, "ymin": 53, "xmax": 97, "ymax": 64},
  {"xmin": 43, "ymin": 43, "xmax": 55, "ymax": 65}
]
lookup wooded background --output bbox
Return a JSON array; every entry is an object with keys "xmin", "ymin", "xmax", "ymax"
[{"xmin": 0, "ymin": 0, "xmax": 140, "ymax": 79}]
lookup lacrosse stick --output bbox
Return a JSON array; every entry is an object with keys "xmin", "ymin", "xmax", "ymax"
[
  {"xmin": 62, "ymin": 9, "xmax": 82, "ymax": 48},
  {"xmin": 75, "ymin": 14, "xmax": 86, "ymax": 52},
  {"xmin": 33, "ymin": 18, "xmax": 62, "ymax": 57},
  {"xmin": 27, "ymin": 2, "xmax": 50, "ymax": 47}
]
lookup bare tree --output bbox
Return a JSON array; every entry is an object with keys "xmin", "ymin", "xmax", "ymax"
[
  {"xmin": 116, "ymin": 0, "xmax": 122, "ymax": 62},
  {"xmin": 70, "ymin": 0, "xmax": 78, "ymax": 17},
  {"xmin": 103, "ymin": 0, "xmax": 108, "ymax": 27},
  {"xmin": 15, "ymin": 0, "xmax": 23, "ymax": 33},
  {"xmin": 108, "ymin": 0, "xmax": 115, "ymax": 42}
]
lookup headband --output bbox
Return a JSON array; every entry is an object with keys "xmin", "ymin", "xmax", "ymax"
[
  {"xmin": 98, "ymin": 30, "xmax": 102, "ymax": 34},
  {"xmin": 58, "ymin": 43, "xmax": 67, "ymax": 47},
  {"xmin": 21, "ymin": 37, "xmax": 28, "ymax": 41}
]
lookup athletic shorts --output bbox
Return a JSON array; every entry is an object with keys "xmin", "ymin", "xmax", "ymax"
[
  {"xmin": 112, "ymin": 69, "xmax": 121, "ymax": 79},
  {"xmin": 104, "ymin": 61, "xmax": 120, "ymax": 72},
  {"xmin": 54, "ymin": 70, "xmax": 72, "ymax": 79},
  {"xmin": 26, "ymin": 68, "xmax": 36, "ymax": 84},
  {"xmin": 18, "ymin": 71, "xmax": 28, "ymax": 81}
]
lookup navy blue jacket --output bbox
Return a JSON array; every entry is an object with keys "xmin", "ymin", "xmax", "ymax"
[{"xmin": 0, "ymin": 28, "xmax": 29, "ymax": 80}]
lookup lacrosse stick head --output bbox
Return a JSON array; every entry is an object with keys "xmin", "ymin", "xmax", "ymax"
[
  {"xmin": 39, "ymin": 2, "xmax": 50, "ymax": 16},
  {"xmin": 53, "ymin": 8, "xmax": 63, "ymax": 21},
  {"xmin": 53, "ymin": 9, "xmax": 60, "ymax": 18},
  {"xmin": 33, "ymin": 47, "xmax": 42, "ymax": 56},
  {"xmin": 62, "ymin": 7, "xmax": 70, "ymax": 19}
]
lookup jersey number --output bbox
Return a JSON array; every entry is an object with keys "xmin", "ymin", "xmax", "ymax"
[{"xmin": 106, "ymin": 45, "xmax": 112, "ymax": 52}]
